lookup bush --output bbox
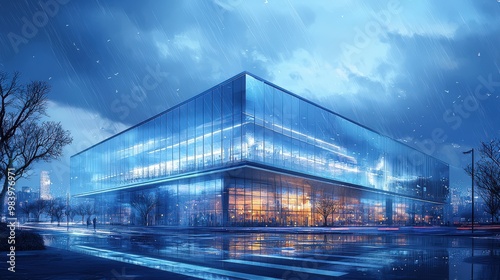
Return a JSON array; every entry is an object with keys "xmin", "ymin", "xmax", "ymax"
[{"xmin": 0, "ymin": 223, "xmax": 45, "ymax": 251}]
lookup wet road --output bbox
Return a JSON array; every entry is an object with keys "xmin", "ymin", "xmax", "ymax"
[{"xmin": 41, "ymin": 230, "xmax": 500, "ymax": 279}]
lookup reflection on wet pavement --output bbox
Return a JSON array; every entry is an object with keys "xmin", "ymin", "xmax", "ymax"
[{"xmin": 42, "ymin": 231, "xmax": 500, "ymax": 279}]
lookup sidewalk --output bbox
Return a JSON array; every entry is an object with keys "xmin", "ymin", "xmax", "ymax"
[
  {"xmin": 4, "ymin": 246, "xmax": 192, "ymax": 280},
  {"xmin": 8, "ymin": 223, "xmax": 500, "ymax": 279}
]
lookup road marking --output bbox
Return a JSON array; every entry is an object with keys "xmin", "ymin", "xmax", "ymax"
[
  {"xmin": 250, "ymin": 254, "xmax": 383, "ymax": 268},
  {"xmin": 73, "ymin": 245, "xmax": 279, "ymax": 280},
  {"xmin": 301, "ymin": 252, "xmax": 394, "ymax": 263},
  {"xmin": 223, "ymin": 259, "xmax": 348, "ymax": 277}
]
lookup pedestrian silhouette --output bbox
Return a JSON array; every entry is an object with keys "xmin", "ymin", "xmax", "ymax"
[
  {"xmin": 87, "ymin": 217, "xmax": 91, "ymax": 228},
  {"xmin": 92, "ymin": 217, "xmax": 97, "ymax": 232}
]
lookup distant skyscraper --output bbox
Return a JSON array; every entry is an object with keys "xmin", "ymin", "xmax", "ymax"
[{"xmin": 40, "ymin": 171, "xmax": 51, "ymax": 200}]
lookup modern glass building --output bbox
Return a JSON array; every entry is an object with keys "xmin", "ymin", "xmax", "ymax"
[{"xmin": 70, "ymin": 72, "xmax": 449, "ymax": 227}]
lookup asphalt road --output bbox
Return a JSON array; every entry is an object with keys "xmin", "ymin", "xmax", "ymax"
[{"xmin": 12, "ymin": 227, "xmax": 497, "ymax": 280}]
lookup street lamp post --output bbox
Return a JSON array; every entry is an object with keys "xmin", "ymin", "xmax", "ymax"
[{"xmin": 463, "ymin": 149, "xmax": 474, "ymax": 233}]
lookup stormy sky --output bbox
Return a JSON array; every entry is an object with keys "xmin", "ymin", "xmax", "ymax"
[{"xmin": 1, "ymin": 0, "xmax": 499, "ymax": 198}]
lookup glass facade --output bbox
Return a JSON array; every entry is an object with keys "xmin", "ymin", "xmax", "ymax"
[{"xmin": 70, "ymin": 73, "xmax": 449, "ymax": 226}]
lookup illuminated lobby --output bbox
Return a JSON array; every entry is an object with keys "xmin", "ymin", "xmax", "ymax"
[{"xmin": 70, "ymin": 72, "xmax": 449, "ymax": 227}]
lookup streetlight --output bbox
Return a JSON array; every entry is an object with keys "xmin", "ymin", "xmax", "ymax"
[{"xmin": 463, "ymin": 148, "xmax": 474, "ymax": 233}]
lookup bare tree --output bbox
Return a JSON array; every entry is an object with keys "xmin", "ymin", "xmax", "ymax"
[
  {"xmin": 482, "ymin": 191, "xmax": 500, "ymax": 223},
  {"xmin": 65, "ymin": 204, "xmax": 77, "ymax": 223},
  {"xmin": 84, "ymin": 202, "xmax": 95, "ymax": 220},
  {"xmin": 0, "ymin": 71, "xmax": 72, "ymax": 215},
  {"xmin": 131, "ymin": 192, "xmax": 159, "ymax": 226},
  {"xmin": 47, "ymin": 198, "xmax": 66, "ymax": 226},
  {"xmin": 315, "ymin": 197, "xmax": 339, "ymax": 226},
  {"xmin": 74, "ymin": 203, "xmax": 88, "ymax": 225},
  {"xmin": 31, "ymin": 199, "xmax": 48, "ymax": 222},
  {"xmin": 465, "ymin": 139, "xmax": 500, "ymax": 223},
  {"xmin": 19, "ymin": 201, "xmax": 33, "ymax": 222}
]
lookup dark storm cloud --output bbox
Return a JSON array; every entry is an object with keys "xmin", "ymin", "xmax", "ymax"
[
  {"xmin": 3, "ymin": 1, "xmax": 186, "ymax": 123},
  {"xmin": 2, "ymin": 0, "xmax": 316, "ymax": 127},
  {"xmin": 386, "ymin": 22, "xmax": 500, "ymax": 144}
]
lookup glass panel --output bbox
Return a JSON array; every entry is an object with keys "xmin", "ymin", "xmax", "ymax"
[
  {"xmin": 203, "ymin": 92, "xmax": 213, "ymax": 167},
  {"xmin": 171, "ymin": 107, "xmax": 179, "ymax": 174},
  {"xmin": 195, "ymin": 96, "xmax": 204, "ymax": 169}
]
